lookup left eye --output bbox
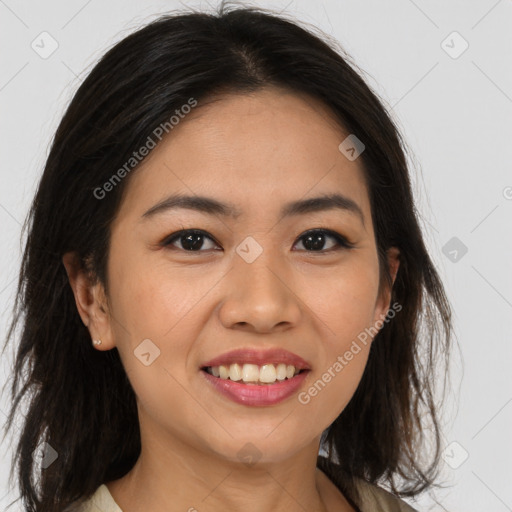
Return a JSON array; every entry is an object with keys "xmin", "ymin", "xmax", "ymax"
[
  {"xmin": 294, "ymin": 229, "xmax": 353, "ymax": 252},
  {"xmin": 161, "ymin": 228, "xmax": 353, "ymax": 252}
]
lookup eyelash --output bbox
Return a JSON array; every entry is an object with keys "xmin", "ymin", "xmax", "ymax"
[{"xmin": 161, "ymin": 228, "xmax": 354, "ymax": 254}]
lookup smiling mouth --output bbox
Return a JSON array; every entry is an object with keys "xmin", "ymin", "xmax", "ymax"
[{"xmin": 201, "ymin": 363, "xmax": 308, "ymax": 385}]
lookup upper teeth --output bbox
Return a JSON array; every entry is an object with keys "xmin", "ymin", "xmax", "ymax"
[{"xmin": 207, "ymin": 363, "xmax": 300, "ymax": 383}]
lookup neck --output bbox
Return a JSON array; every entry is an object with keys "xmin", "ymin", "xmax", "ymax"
[{"xmin": 105, "ymin": 421, "xmax": 353, "ymax": 512}]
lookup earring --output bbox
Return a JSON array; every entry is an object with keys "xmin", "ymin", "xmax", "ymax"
[{"xmin": 92, "ymin": 339, "xmax": 102, "ymax": 346}]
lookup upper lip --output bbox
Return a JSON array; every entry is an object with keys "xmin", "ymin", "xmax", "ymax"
[{"xmin": 201, "ymin": 348, "xmax": 312, "ymax": 370}]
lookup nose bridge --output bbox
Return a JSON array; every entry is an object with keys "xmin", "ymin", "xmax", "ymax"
[
  {"xmin": 218, "ymin": 238, "xmax": 301, "ymax": 331},
  {"xmin": 234, "ymin": 237, "xmax": 288, "ymax": 300}
]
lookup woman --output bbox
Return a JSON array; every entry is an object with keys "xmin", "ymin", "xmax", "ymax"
[{"xmin": 2, "ymin": 4, "xmax": 452, "ymax": 511}]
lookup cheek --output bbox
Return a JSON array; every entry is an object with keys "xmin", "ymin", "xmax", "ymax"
[
  {"xmin": 108, "ymin": 262, "xmax": 207, "ymax": 427},
  {"xmin": 292, "ymin": 259, "xmax": 378, "ymax": 425},
  {"xmin": 303, "ymin": 255, "xmax": 381, "ymax": 344},
  {"xmin": 298, "ymin": 345, "xmax": 370, "ymax": 432},
  {"xmin": 108, "ymin": 258, "xmax": 223, "ymax": 402},
  {"xmin": 110, "ymin": 252, "xmax": 218, "ymax": 339}
]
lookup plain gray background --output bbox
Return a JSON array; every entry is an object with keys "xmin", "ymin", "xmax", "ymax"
[{"xmin": 1, "ymin": 1, "xmax": 511, "ymax": 510}]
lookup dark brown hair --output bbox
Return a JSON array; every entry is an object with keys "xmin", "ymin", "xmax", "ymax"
[{"xmin": 1, "ymin": 3, "xmax": 452, "ymax": 511}]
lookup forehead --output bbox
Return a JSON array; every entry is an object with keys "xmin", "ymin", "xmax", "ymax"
[{"xmin": 116, "ymin": 87, "xmax": 371, "ymax": 224}]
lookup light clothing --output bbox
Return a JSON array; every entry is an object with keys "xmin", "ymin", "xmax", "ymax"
[
  {"xmin": 74, "ymin": 484, "xmax": 121, "ymax": 512},
  {"xmin": 353, "ymin": 478, "xmax": 418, "ymax": 511}
]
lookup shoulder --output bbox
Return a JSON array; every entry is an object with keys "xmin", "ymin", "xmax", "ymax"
[
  {"xmin": 65, "ymin": 484, "xmax": 123, "ymax": 512},
  {"xmin": 352, "ymin": 478, "xmax": 418, "ymax": 512}
]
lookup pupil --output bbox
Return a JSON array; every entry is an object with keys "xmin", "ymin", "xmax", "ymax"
[
  {"xmin": 182, "ymin": 233, "xmax": 204, "ymax": 251},
  {"xmin": 304, "ymin": 233, "xmax": 325, "ymax": 251}
]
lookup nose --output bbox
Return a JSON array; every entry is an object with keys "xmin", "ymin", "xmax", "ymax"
[{"xmin": 217, "ymin": 253, "xmax": 302, "ymax": 334}]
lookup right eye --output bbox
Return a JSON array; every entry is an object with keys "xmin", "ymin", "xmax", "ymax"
[{"xmin": 161, "ymin": 229, "xmax": 221, "ymax": 252}]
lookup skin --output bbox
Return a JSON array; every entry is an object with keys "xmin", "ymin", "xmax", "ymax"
[{"xmin": 63, "ymin": 86, "xmax": 400, "ymax": 512}]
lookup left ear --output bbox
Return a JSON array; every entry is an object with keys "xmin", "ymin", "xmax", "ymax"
[{"xmin": 373, "ymin": 246, "xmax": 400, "ymax": 324}]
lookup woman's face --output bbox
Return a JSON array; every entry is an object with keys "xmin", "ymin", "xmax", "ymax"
[{"xmin": 94, "ymin": 87, "xmax": 398, "ymax": 465}]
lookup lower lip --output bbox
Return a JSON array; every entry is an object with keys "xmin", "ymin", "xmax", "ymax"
[{"xmin": 200, "ymin": 369, "xmax": 310, "ymax": 406}]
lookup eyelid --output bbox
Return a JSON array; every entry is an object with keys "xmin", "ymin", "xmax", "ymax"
[
  {"xmin": 161, "ymin": 228, "xmax": 355, "ymax": 252},
  {"xmin": 161, "ymin": 229, "xmax": 220, "ymax": 249},
  {"xmin": 297, "ymin": 228, "xmax": 355, "ymax": 250},
  {"xmin": 159, "ymin": 227, "xmax": 356, "ymax": 256}
]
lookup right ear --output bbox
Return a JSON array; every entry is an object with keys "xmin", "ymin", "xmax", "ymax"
[{"xmin": 62, "ymin": 252, "xmax": 115, "ymax": 350}]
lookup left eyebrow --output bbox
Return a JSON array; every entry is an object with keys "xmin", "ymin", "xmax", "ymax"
[{"xmin": 141, "ymin": 192, "xmax": 365, "ymax": 226}]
